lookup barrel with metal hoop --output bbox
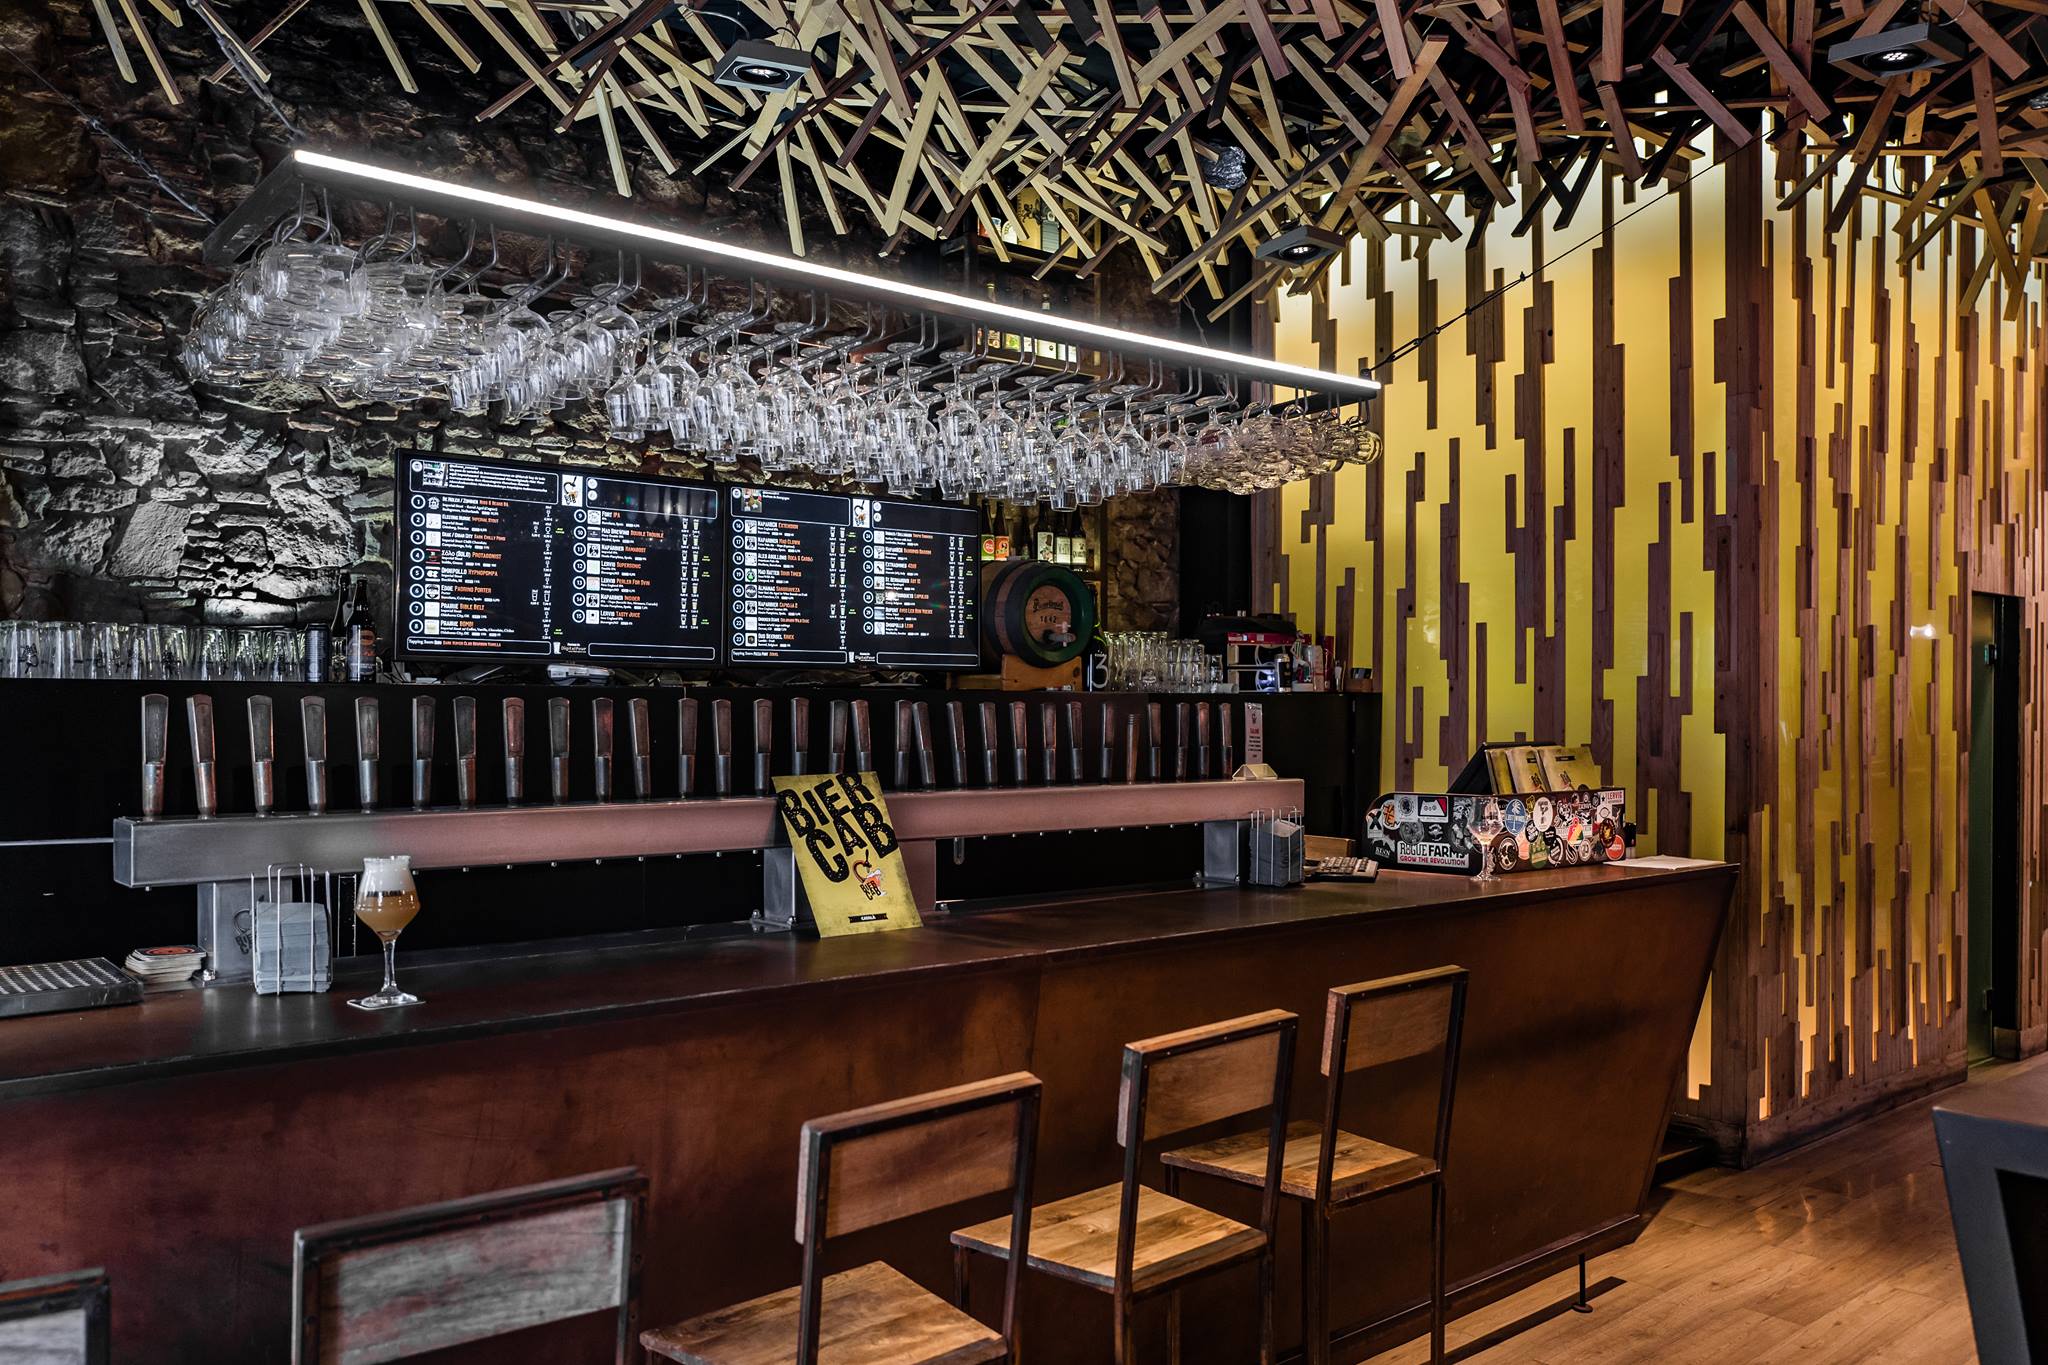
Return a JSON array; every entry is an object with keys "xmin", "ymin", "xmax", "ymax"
[{"xmin": 980, "ymin": 559, "xmax": 1096, "ymax": 668}]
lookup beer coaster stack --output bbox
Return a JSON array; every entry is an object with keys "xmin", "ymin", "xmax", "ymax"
[
  {"xmin": 124, "ymin": 945, "xmax": 202, "ymax": 987},
  {"xmin": 252, "ymin": 902, "xmax": 332, "ymax": 995}
]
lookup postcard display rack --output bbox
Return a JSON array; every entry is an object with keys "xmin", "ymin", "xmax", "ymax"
[{"xmin": 1361, "ymin": 741, "xmax": 1630, "ymax": 877}]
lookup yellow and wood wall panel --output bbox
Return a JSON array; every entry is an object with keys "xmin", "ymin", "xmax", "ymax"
[{"xmin": 1257, "ymin": 140, "xmax": 2048, "ymax": 1160}]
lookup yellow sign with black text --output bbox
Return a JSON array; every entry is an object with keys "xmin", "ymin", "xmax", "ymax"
[{"xmin": 772, "ymin": 772, "xmax": 923, "ymax": 936}]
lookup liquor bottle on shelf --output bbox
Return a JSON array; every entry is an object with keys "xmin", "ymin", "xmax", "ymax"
[
  {"xmin": 979, "ymin": 498, "xmax": 1000, "ymax": 562},
  {"xmin": 345, "ymin": 577, "xmax": 377, "ymax": 683},
  {"xmin": 326, "ymin": 576, "xmax": 352, "ymax": 681},
  {"xmin": 1056, "ymin": 510, "xmax": 1078, "ymax": 567},
  {"xmin": 1006, "ymin": 502, "xmax": 1028, "ymax": 559},
  {"xmin": 304, "ymin": 582, "xmax": 336, "ymax": 684},
  {"xmin": 1033, "ymin": 505, "xmax": 1055, "ymax": 562}
]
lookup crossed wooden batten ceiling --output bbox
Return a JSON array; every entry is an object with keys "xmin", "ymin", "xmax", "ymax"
[{"xmin": 93, "ymin": 0, "xmax": 2048, "ymax": 311}]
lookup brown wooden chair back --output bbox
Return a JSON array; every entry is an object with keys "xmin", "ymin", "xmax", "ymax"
[
  {"xmin": 795, "ymin": 1072, "xmax": 1042, "ymax": 1365},
  {"xmin": 1116, "ymin": 1009, "xmax": 1298, "ymax": 1295},
  {"xmin": 1318, "ymin": 966, "xmax": 1469, "ymax": 1206},
  {"xmin": 291, "ymin": 1167, "xmax": 647, "ymax": 1365},
  {"xmin": 0, "ymin": 1269, "xmax": 109, "ymax": 1365}
]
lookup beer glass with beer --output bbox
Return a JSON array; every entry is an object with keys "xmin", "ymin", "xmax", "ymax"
[{"xmin": 349, "ymin": 854, "xmax": 422, "ymax": 1010}]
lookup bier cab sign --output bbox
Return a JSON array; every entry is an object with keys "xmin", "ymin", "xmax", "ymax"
[{"xmin": 772, "ymin": 772, "xmax": 923, "ymax": 936}]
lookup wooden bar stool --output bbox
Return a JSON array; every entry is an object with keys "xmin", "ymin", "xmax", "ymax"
[
  {"xmin": 1160, "ymin": 966, "xmax": 1468, "ymax": 1365},
  {"xmin": 643, "ymin": 1072, "xmax": 1042, "ymax": 1365},
  {"xmin": 951, "ymin": 1010, "xmax": 1298, "ymax": 1365},
  {"xmin": 0, "ymin": 1268, "xmax": 109, "ymax": 1365},
  {"xmin": 290, "ymin": 1167, "xmax": 648, "ymax": 1364}
]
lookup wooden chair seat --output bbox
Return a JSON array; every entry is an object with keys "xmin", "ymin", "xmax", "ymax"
[
  {"xmin": 1160, "ymin": 1120, "xmax": 1439, "ymax": 1204},
  {"xmin": 951, "ymin": 1182, "xmax": 1265, "ymax": 1296},
  {"xmin": 642, "ymin": 1261, "xmax": 1005, "ymax": 1365}
]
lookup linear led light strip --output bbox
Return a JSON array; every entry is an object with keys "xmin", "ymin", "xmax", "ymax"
[{"xmin": 290, "ymin": 150, "xmax": 1382, "ymax": 400}]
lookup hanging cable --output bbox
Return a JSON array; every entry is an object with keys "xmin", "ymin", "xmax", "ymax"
[
  {"xmin": 0, "ymin": 45, "xmax": 215, "ymax": 223},
  {"xmin": 1372, "ymin": 148, "xmax": 1735, "ymax": 376},
  {"xmin": 181, "ymin": 0, "xmax": 305, "ymax": 140}
]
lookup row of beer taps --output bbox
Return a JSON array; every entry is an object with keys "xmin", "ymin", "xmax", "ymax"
[{"xmin": 137, "ymin": 693, "xmax": 1241, "ymax": 819}]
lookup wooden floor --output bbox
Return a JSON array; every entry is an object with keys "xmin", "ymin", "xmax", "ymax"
[{"xmin": 1366, "ymin": 1056, "xmax": 2046, "ymax": 1365}]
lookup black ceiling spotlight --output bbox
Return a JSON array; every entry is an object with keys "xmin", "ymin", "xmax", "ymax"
[
  {"xmin": 1825, "ymin": 21, "xmax": 1966, "ymax": 79},
  {"xmin": 1255, "ymin": 222, "xmax": 1344, "ymax": 265},
  {"xmin": 714, "ymin": 38, "xmax": 811, "ymax": 91}
]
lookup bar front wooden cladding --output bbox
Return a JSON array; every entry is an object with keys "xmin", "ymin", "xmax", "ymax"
[{"xmin": 0, "ymin": 864, "xmax": 1731, "ymax": 1362}]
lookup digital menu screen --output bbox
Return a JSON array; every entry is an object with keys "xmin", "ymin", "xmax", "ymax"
[
  {"xmin": 397, "ymin": 452, "xmax": 721, "ymax": 665},
  {"xmin": 727, "ymin": 487, "xmax": 979, "ymax": 669}
]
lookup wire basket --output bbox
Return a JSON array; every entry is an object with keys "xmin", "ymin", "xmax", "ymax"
[
  {"xmin": 1248, "ymin": 807, "xmax": 1305, "ymax": 887},
  {"xmin": 252, "ymin": 863, "xmax": 336, "ymax": 994}
]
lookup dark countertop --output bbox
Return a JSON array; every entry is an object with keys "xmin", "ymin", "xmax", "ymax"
[{"xmin": 0, "ymin": 860, "xmax": 1734, "ymax": 1102}]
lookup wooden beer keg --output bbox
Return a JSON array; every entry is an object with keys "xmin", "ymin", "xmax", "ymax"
[{"xmin": 980, "ymin": 559, "xmax": 1096, "ymax": 668}]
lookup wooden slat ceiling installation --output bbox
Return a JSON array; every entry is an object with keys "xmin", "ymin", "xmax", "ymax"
[{"xmin": 98, "ymin": 0, "xmax": 2048, "ymax": 303}]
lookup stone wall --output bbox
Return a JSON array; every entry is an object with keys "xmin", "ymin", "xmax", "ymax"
[
  {"xmin": 0, "ymin": 0, "xmax": 1181, "ymax": 632},
  {"xmin": 1104, "ymin": 491, "xmax": 1179, "ymax": 633}
]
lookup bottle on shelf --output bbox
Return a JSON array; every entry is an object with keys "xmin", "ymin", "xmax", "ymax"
[
  {"xmin": 345, "ymin": 577, "xmax": 377, "ymax": 683},
  {"xmin": 305, "ymin": 580, "xmax": 338, "ymax": 683},
  {"xmin": 1033, "ymin": 505, "xmax": 1055, "ymax": 562},
  {"xmin": 979, "ymin": 498, "xmax": 998, "ymax": 562}
]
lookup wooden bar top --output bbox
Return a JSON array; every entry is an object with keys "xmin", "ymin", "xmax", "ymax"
[{"xmin": 0, "ymin": 861, "xmax": 1730, "ymax": 1102}]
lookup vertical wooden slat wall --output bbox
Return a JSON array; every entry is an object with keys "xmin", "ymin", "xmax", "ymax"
[{"xmin": 1257, "ymin": 138, "xmax": 2048, "ymax": 1162}]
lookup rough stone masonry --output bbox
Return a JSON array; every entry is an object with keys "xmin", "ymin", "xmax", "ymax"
[{"xmin": 0, "ymin": 0, "xmax": 1179, "ymax": 632}]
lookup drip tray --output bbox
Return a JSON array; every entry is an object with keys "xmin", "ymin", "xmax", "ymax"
[{"xmin": 0, "ymin": 958, "xmax": 144, "ymax": 1019}]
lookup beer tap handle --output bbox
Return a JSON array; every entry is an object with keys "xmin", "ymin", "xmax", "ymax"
[
  {"xmin": 892, "ymin": 700, "xmax": 914, "ymax": 789},
  {"xmin": 1194, "ymin": 702, "xmax": 1212, "ymax": 780},
  {"xmin": 1038, "ymin": 702, "xmax": 1058, "ymax": 785},
  {"xmin": 300, "ymin": 696, "xmax": 328, "ymax": 816},
  {"xmin": 710, "ymin": 698, "xmax": 733, "ymax": 797},
  {"xmin": 353, "ymin": 696, "xmax": 380, "ymax": 812},
  {"xmin": 411, "ymin": 696, "xmax": 435, "ymax": 810},
  {"xmin": 452, "ymin": 696, "xmax": 478, "ymax": 808},
  {"xmin": 849, "ymin": 699, "xmax": 874, "ymax": 774},
  {"xmin": 1008, "ymin": 701, "xmax": 1029, "ymax": 787},
  {"xmin": 140, "ymin": 693, "xmax": 169, "ymax": 821},
  {"xmin": 591, "ymin": 697, "xmax": 615, "ymax": 803},
  {"xmin": 1145, "ymin": 702, "xmax": 1163, "ymax": 781},
  {"xmin": 1122, "ymin": 712, "xmax": 1140, "ymax": 785},
  {"xmin": 248, "ymin": 695, "xmax": 276, "ymax": 817},
  {"xmin": 677, "ymin": 698, "xmax": 699, "ymax": 798},
  {"xmin": 912, "ymin": 701, "xmax": 936, "ymax": 790},
  {"xmin": 502, "ymin": 697, "xmax": 526, "ymax": 804},
  {"xmin": 547, "ymin": 697, "xmax": 571, "ymax": 805},
  {"xmin": 186, "ymin": 695, "xmax": 218, "ymax": 819},
  {"xmin": 942, "ymin": 701, "xmax": 968, "ymax": 789},
  {"xmin": 1219, "ymin": 703, "xmax": 1236, "ymax": 776},
  {"xmin": 1174, "ymin": 702, "xmax": 1191, "ymax": 782},
  {"xmin": 788, "ymin": 697, "xmax": 811, "ymax": 779},
  {"xmin": 627, "ymin": 697, "xmax": 653, "ymax": 799},
  {"xmin": 1098, "ymin": 702, "xmax": 1116, "ymax": 784},
  {"xmin": 751, "ymin": 698, "xmax": 773, "ymax": 794},
  {"xmin": 1065, "ymin": 699, "xmax": 1084, "ymax": 785},
  {"xmin": 978, "ymin": 701, "xmax": 1000, "ymax": 788},
  {"xmin": 827, "ymin": 700, "xmax": 849, "ymax": 776}
]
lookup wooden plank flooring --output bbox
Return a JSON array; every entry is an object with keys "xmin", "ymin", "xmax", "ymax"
[{"xmin": 1364, "ymin": 1056, "xmax": 2048, "ymax": 1365}]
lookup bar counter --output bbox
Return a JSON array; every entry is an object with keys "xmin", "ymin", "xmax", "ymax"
[{"xmin": 0, "ymin": 860, "xmax": 1731, "ymax": 1363}]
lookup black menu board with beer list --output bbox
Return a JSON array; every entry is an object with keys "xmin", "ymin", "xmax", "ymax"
[
  {"xmin": 398, "ymin": 452, "xmax": 720, "ymax": 664},
  {"xmin": 728, "ymin": 487, "xmax": 979, "ymax": 668}
]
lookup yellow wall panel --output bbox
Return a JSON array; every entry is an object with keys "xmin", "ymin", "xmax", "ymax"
[{"xmin": 1260, "ymin": 145, "xmax": 2048, "ymax": 1157}]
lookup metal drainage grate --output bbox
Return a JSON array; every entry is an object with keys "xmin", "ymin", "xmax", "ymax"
[{"xmin": 0, "ymin": 957, "xmax": 143, "ymax": 1018}]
